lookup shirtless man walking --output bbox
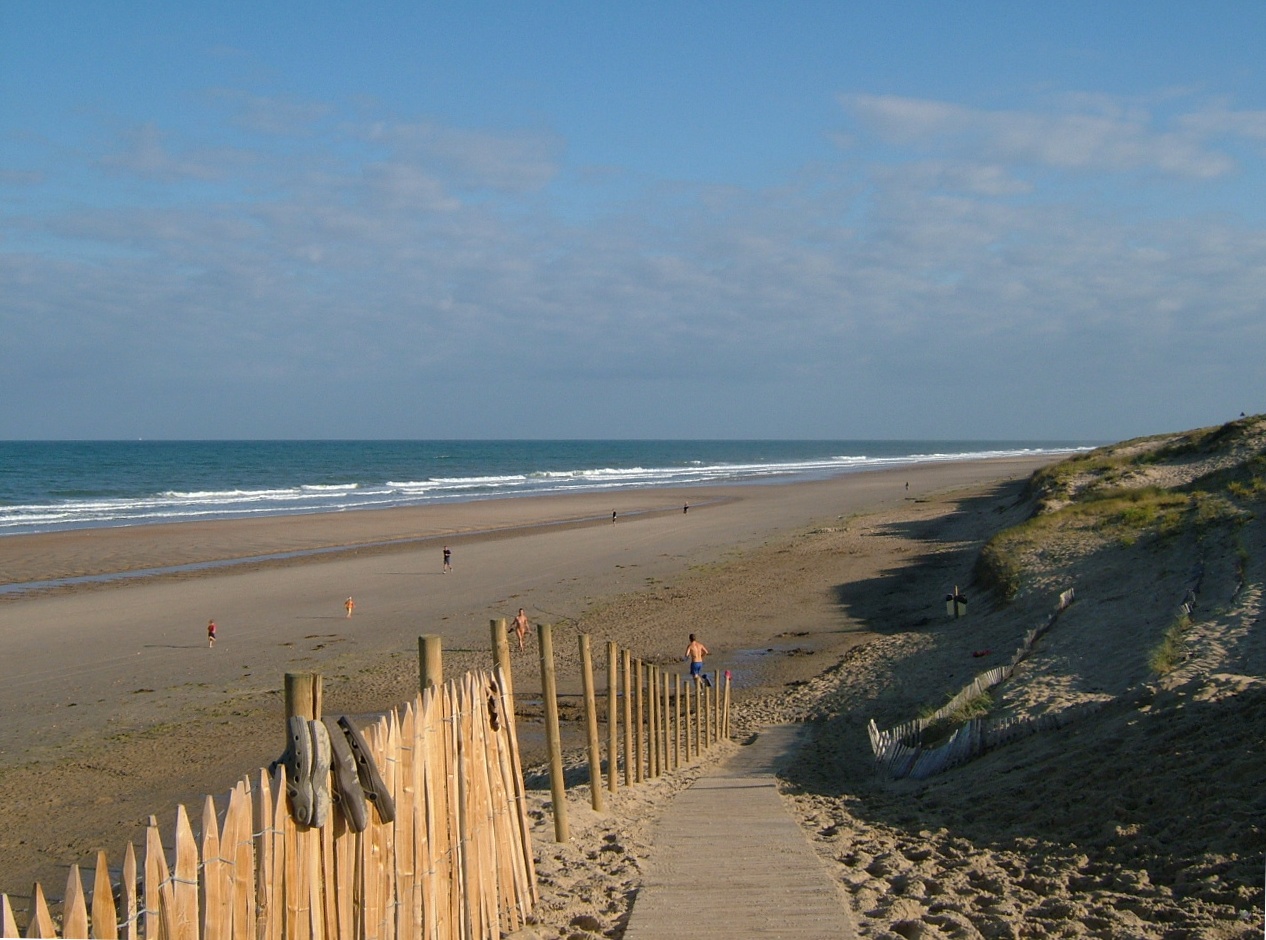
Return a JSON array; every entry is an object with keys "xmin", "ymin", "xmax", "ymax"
[
  {"xmin": 511, "ymin": 608, "xmax": 530, "ymax": 652},
  {"xmin": 685, "ymin": 633, "xmax": 712, "ymax": 687}
]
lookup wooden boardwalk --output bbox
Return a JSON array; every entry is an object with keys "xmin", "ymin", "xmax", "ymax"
[{"xmin": 623, "ymin": 724, "xmax": 856, "ymax": 939}]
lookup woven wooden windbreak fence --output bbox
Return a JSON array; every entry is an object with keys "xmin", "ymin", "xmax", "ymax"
[
  {"xmin": 868, "ymin": 588, "xmax": 1077, "ymax": 780},
  {"xmin": 1, "ymin": 667, "xmax": 536, "ymax": 940}
]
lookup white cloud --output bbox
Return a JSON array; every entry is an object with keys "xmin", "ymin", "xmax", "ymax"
[
  {"xmin": 841, "ymin": 93, "xmax": 1242, "ymax": 178},
  {"xmin": 363, "ymin": 121, "xmax": 562, "ymax": 193},
  {"xmin": 97, "ymin": 122, "xmax": 255, "ymax": 182},
  {"xmin": 218, "ymin": 91, "xmax": 333, "ymax": 137}
]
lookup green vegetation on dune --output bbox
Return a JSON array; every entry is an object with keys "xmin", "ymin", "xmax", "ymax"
[
  {"xmin": 976, "ymin": 414, "xmax": 1265, "ymax": 603},
  {"xmin": 916, "ymin": 691, "xmax": 995, "ymax": 748},
  {"xmin": 1147, "ymin": 608, "xmax": 1191, "ymax": 676}
]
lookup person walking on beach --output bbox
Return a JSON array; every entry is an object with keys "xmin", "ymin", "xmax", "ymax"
[
  {"xmin": 207, "ymin": 619, "xmax": 217, "ymax": 648},
  {"xmin": 344, "ymin": 596, "xmax": 355, "ymax": 618},
  {"xmin": 512, "ymin": 608, "xmax": 530, "ymax": 652},
  {"xmin": 443, "ymin": 546, "xmax": 452, "ymax": 573},
  {"xmin": 685, "ymin": 633, "xmax": 711, "ymax": 686},
  {"xmin": 612, "ymin": 510, "xmax": 618, "ymax": 524}
]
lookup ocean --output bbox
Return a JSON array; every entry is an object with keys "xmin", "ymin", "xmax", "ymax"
[{"xmin": 0, "ymin": 439, "xmax": 1094, "ymax": 536}]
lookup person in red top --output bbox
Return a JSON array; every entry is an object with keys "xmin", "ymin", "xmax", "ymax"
[{"xmin": 207, "ymin": 620, "xmax": 217, "ymax": 648}]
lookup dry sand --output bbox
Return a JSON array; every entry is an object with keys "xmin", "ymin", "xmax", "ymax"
[{"xmin": 1, "ymin": 452, "xmax": 1260, "ymax": 939}]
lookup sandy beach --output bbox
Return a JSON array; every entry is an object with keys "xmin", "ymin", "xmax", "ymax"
[
  {"xmin": 0, "ymin": 460, "xmax": 1037, "ymax": 896},
  {"xmin": 2, "ymin": 445, "xmax": 1260, "ymax": 938}
]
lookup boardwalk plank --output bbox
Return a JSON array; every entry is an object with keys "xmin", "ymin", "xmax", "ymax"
[{"xmin": 624, "ymin": 725, "xmax": 855, "ymax": 940}]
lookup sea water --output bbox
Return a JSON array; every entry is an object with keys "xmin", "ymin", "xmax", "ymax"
[{"xmin": 0, "ymin": 439, "xmax": 1094, "ymax": 536}]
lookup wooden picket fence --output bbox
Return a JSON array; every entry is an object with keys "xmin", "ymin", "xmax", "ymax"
[{"xmin": 1, "ymin": 668, "xmax": 535, "ymax": 940}]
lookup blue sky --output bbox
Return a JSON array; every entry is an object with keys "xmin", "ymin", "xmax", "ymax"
[{"xmin": 2, "ymin": 2, "xmax": 1263, "ymax": 440}]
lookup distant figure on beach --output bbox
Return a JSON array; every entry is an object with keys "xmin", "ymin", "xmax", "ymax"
[
  {"xmin": 443, "ymin": 546, "xmax": 452, "ymax": 573},
  {"xmin": 905, "ymin": 481, "xmax": 909, "ymax": 491},
  {"xmin": 612, "ymin": 510, "xmax": 618, "ymax": 524},
  {"xmin": 344, "ymin": 596, "xmax": 355, "ymax": 618},
  {"xmin": 207, "ymin": 619, "xmax": 217, "ymax": 648},
  {"xmin": 685, "ymin": 633, "xmax": 711, "ymax": 686},
  {"xmin": 683, "ymin": 502, "xmax": 688, "ymax": 513},
  {"xmin": 512, "ymin": 608, "xmax": 530, "ymax": 652}
]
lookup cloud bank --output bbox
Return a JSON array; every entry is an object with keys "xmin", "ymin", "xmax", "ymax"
[{"xmin": 2, "ymin": 88, "xmax": 1263, "ymax": 439}]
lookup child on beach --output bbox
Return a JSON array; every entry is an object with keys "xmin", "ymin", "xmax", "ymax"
[
  {"xmin": 512, "ymin": 608, "xmax": 529, "ymax": 652},
  {"xmin": 344, "ymin": 596, "xmax": 355, "ymax": 618},
  {"xmin": 443, "ymin": 546, "xmax": 452, "ymax": 573},
  {"xmin": 207, "ymin": 620, "xmax": 217, "ymax": 647}
]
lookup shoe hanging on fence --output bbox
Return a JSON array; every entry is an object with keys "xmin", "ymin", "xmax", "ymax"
[
  {"xmin": 308, "ymin": 719, "xmax": 332, "ymax": 829},
  {"xmin": 338, "ymin": 715, "xmax": 397, "ymax": 824},
  {"xmin": 325, "ymin": 716, "xmax": 369, "ymax": 832},
  {"xmin": 280, "ymin": 714, "xmax": 314, "ymax": 826}
]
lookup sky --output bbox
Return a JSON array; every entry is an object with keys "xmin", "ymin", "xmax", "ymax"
[{"xmin": 2, "ymin": 3, "xmax": 1264, "ymax": 441}]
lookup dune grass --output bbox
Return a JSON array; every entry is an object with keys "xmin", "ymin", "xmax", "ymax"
[{"xmin": 1148, "ymin": 611, "xmax": 1191, "ymax": 676}]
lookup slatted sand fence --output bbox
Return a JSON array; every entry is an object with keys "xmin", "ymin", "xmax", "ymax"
[
  {"xmin": 868, "ymin": 588, "xmax": 1077, "ymax": 779},
  {"xmin": 0, "ymin": 667, "xmax": 535, "ymax": 940}
]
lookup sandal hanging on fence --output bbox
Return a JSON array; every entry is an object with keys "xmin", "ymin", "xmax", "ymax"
[
  {"xmin": 279, "ymin": 714, "xmax": 314, "ymax": 825},
  {"xmin": 325, "ymin": 717, "xmax": 369, "ymax": 832},
  {"xmin": 308, "ymin": 719, "xmax": 332, "ymax": 828},
  {"xmin": 337, "ymin": 715, "xmax": 397, "ymax": 824}
]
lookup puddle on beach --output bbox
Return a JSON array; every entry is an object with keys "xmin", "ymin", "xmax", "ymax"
[{"xmin": 721, "ymin": 643, "xmax": 817, "ymax": 687}]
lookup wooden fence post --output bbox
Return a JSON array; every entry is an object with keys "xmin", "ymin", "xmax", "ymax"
[
  {"xmin": 684, "ymin": 676, "xmax": 693, "ymax": 760},
  {"xmin": 674, "ymin": 674, "xmax": 682, "ymax": 769},
  {"xmin": 491, "ymin": 618, "xmax": 514, "ymax": 701},
  {"xmin": 658, "ymin": 667, "xmax": 668, "ymax": 774},
  {"xmin": 713, "ymin": 673, "xmax": 721, "ymax": 744},
  {"xmin": 606, "ymin": 641, "xmax": 619, "ymax": 794},
  {"xmin": 698, "ymin": 678, "xmax": 707, "ymax": 754},
  {"xmin": 578, "ymin": 635, "xmax": 605, "ymax": 812},
  {"xmin": 621, "ymin": 648, "xmax": 633, "ymax": 787},
  {"xmin": 701, "ymin": 676, "xmax": 708, "ymax": 747},
  {"xmin": 655, "ymin": 666, "xmax": 664, "ymax": 774},
  {"xmin": 663, "ymin": 668, "xmax": 673, "ymax": 775},
  {"xmin": 723, "ymin": 671, "xmax": 732, "ymax": 739},
  {"xmin": 724, "ymin": 679, "xmax": 734, "ymax": 744},
  {"xmin": 714, "ymin": 679, "xmax": 724, "ymax": 744},
  {"xmin": 633, "ymin": 658, "xmax": 644, "ymax": 783},
  {"xmin": 537, "ymin": 623, "xmax": 569, "ymax": 842},
  {"xmin": 710, "ymin": 673, "xmax": 719, "ymax": 744},
  {"xmin": 285, "ymin": 672, "xmax": 321, "ymax": 721},
  {"xmin": 648, "ymin": 664, "xmax": 659, "ymax": 778},
  {"xmin": 419, "ymin": 635, "xmax": 443, "ymax": 691},
  {"xmin": 663, "ymin": 671, "xmax": 673, "ymax": 771}
]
